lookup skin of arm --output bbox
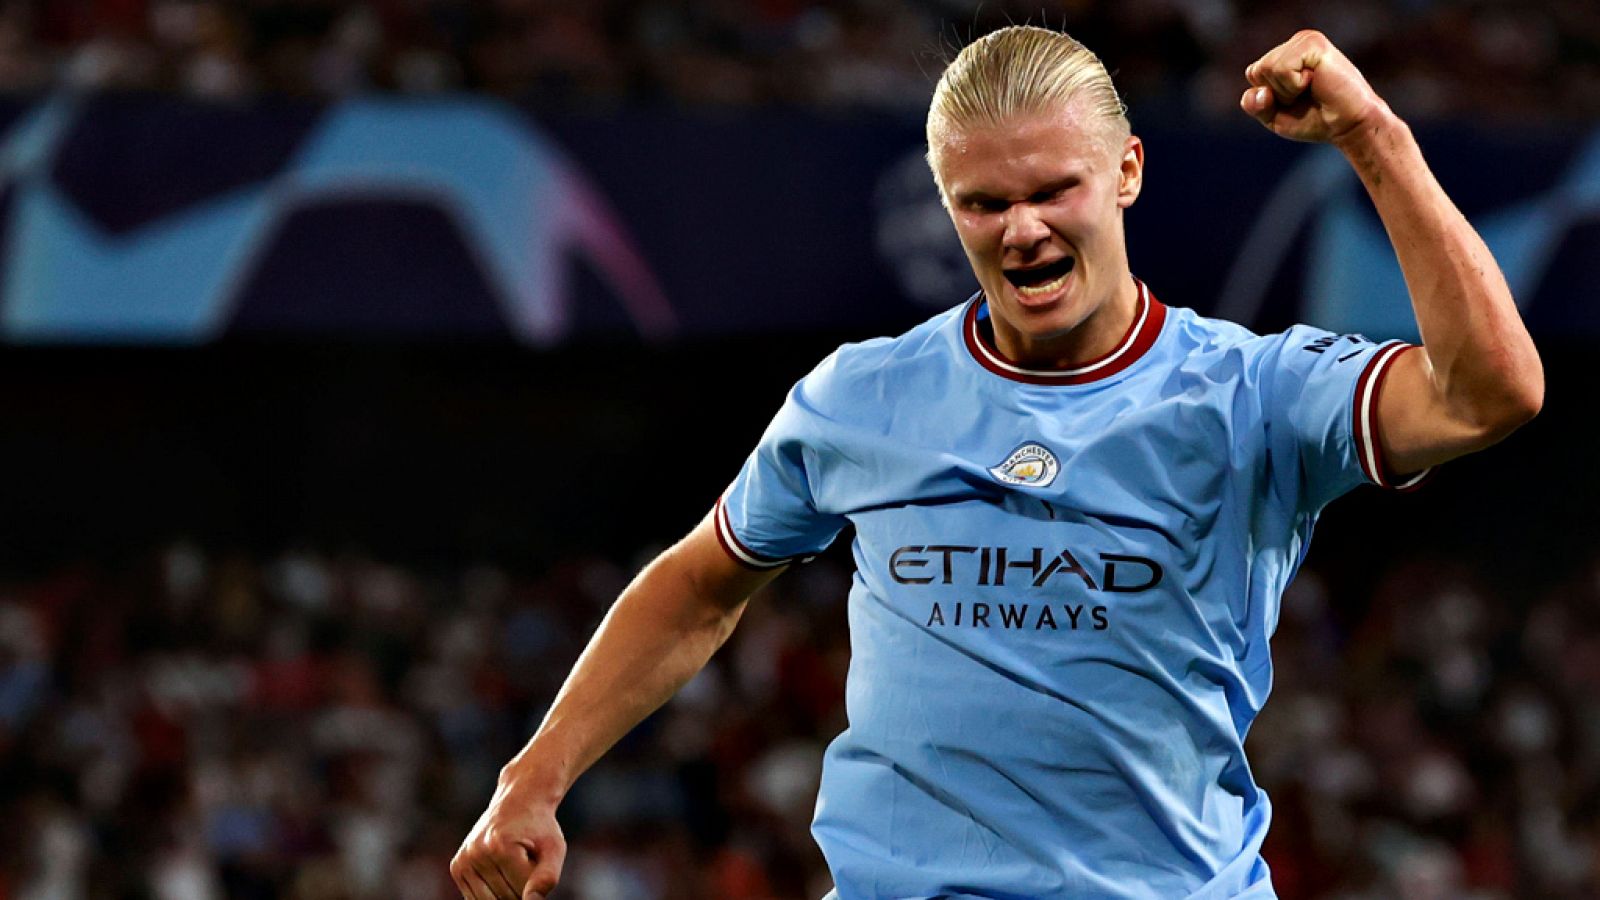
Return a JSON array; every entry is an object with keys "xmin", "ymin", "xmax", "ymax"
[
  {"xmin": 1240, "ymin": 30, "xmax": 1544, "ymax": 476},
  {"xmin": 450, "ymin": 511, "xmax": 782, "ymax": 900}
]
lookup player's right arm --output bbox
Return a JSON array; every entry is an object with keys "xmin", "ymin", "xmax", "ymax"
[{"xmin": 449, "ymin": 511, "xmax": 783, "ymax": 900}]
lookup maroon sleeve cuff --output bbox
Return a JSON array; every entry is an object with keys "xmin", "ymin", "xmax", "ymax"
[
  {"xmin": 713, "ymin": 496, "xmax": 794, "ymax": 570},
  {"xmin": 1353, "ymin": 342, "xmax": 1432, "ymax": 492}
]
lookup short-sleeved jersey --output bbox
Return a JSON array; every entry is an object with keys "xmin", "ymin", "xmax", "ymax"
[{"xmin": 715, "ymin": 281, "xmax": 1425, "ymax": 900}]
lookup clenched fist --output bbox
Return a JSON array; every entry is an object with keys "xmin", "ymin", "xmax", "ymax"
[
  {"xmin": 1240, "ymin": 30, "xmax": 1391, "ymax": 144},
  {"xmin": 450, "ymin": 774, "xmax": 567, "ymax": 900}
]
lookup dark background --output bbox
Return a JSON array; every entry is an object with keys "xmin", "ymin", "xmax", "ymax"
[{"xmin": 1, "ymin": 1, "xmax": 1598, "ymax": 898}]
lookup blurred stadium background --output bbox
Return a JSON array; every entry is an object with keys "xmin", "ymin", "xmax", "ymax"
[{"xmin": 0, "ymin": 1, "xmax": 1597, "ymax": 898}]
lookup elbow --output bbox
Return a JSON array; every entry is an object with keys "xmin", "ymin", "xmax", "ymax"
[
  {"xmin": 1470, "ymin": 361, "xmax": 1544, "ymax": 443},
  {"xmin": 1512, "ymin": 370, "xmax": 1544, "ymax": 424},
  {"xmin": 1505, "ymin": 353, "xmax": 1545, "ymax": 427}
]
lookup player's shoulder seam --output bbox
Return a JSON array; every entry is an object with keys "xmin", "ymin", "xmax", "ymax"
[
  {"xmin": 1164, "ymin": 305, "xmax": 1264, "ymax": 356},
  {"xmin": 793, "ymin": 335, "xmax": 903, "ymax": 414},
  {"xmin": 816, "ymin": 305, "xmax": 964, "ymax": 380}
]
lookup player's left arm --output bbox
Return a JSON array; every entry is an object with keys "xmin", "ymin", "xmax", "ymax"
[{"xmin": 1242, "ymin": 30, "xmax": 1544, "ymax": 476}]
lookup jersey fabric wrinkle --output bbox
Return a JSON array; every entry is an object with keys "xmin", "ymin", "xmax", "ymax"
[{"xmin": 717, "ymin": 280, "xmax": 1424, "ymax": 900}]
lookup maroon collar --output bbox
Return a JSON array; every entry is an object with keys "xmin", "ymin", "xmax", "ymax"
[{"xmin": 962, "ymin": 279, "xmax": 1167, "ymax": 386}]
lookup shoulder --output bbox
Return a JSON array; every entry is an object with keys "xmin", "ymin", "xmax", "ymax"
[
  {"xmin": 1162, "ymin": 307, "xmax": 1349, "ymax": 372},
  {"xmin": 1162, "ymin": 305, "xmax": 1262, "ymax": 353},
  {"xmin": 795, "ymin": 301, "xmax": 970, "ymax": 407},
  {"xmin": 1155, "ymin": 306, "xmax": 1264, "ymax": 380},
  {"xmin": 1142, "ymin": 306, "xmax": 1379, "ymax": 415}
]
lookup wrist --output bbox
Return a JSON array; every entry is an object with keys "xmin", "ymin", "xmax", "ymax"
[
  {"xmin": 499, "ymin": 750, "xmax": 572, "ymax": 805},
  {"xmin": 1331, "ymin": 100, "xmax": 1407, "ymax": 158}
]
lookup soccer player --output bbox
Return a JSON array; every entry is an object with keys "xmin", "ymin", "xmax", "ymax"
[{"xmin": 451, "ymin": 26, "xmax": 1542, "ymax": 900}]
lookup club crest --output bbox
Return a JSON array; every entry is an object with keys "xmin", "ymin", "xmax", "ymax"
[{"xmin": 988, "ymin": 442, "xmax": 1060, "ymax": 487}]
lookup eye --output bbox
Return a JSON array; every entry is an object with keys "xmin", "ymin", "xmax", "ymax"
[
  {"xmin": 1029, "ymin": 180, "xmax": 1078, "ymax": 204},
  {"xmin": 966, "ymin": 197, "xmax": 1008, "ymax": 214}
]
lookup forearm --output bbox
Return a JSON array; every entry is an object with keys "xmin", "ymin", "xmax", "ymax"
[
  {"xmin": 450, "ymin": 519, "xmax": 775, "ymax": 898},
  {"xmin": 1335, "ymin": 108, "xmax": 1543, "ymax": 429},
  {"xmin": 501, "ymin": 531, "xmax": 760, "ymax": 801}
]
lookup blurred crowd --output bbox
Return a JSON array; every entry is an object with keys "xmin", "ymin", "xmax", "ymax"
[
  {"xmin": 0, "ymin": 0, "xmax": 1595, "ymax": 121},
  {"xmin": 1253, "ymin": 557, "xmax": 1600, "ymax": 900},
  {"xmin": 1, "ymin": 537, "xmax": 1599, "ymax": 899},
  {"xmin": 0, "ymin": 542, "xmax": 850, "ymax": 900}
]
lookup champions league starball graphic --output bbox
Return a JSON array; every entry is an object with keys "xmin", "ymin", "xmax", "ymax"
[
  {"xmin": 872, "ymin": 148, "xmax": 974, "ymax": 310},
  {"xmin": 1214, "ymin": 137, "xmax": 1600, "ymax": 340},
  {"xmin": 0, "ymin": 95, "xmax": 675, "ymax": 344}
]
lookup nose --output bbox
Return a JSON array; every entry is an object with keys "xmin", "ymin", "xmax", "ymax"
[{"xmin": 1001, "ymin": 203, "xmax": 1049, "ymax": 251}]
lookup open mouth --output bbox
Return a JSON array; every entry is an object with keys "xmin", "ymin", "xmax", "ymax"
[{"xmin": 1003, "ymin": 257, "xmax": 1075, "ymax": 295}]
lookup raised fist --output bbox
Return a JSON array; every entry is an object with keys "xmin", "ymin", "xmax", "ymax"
[{"xmin": 1240, "ymin": 30, "xmax": 1390, "ymax": 144}]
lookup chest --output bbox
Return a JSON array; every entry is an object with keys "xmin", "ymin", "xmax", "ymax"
[{"xmin": 817, "ymin": 382, "xmax": 1258, "ymax": 541}]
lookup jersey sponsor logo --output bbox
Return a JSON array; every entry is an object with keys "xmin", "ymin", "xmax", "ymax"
[
  {"xmin": 888, "ymin": 545, "xmax": 1162, "ymax": 592},
  {"xmin": 925, "ymin": 601, "xmax": 1109, "ymax": 632},
  {"xmin": 988, "ymin": 442, "xmax": 1060, "ymax": 487},
  {"xmin": 889, "ymin": 545, "xmax": 1163, "ymax": 635}
]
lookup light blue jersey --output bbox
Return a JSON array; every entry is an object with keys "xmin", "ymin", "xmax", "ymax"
[{"xmin": 715, "ymin": 281, "xmax": 1426, "ymax": 899}]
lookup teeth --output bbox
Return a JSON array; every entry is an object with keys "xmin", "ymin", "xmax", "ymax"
[{"xmin": 1016, "ymin": 270, "xmax": 1069, "ymax": 297}]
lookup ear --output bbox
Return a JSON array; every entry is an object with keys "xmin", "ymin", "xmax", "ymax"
[{"xmin": 1116, "ymin": 135, "xmax": 1144, "ymax": 209}]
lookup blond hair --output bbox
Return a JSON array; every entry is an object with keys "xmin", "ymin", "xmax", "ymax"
[{"xmin": 926, "ymin": 26, "xmax": 1129, "ymax": 191}]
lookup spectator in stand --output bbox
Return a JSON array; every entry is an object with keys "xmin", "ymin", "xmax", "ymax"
[
  {"xmin": 4, "ymin": 537, "xmax": 1600, "ymax": 897},
  {"xmin": 0, "ymin": 1, "xmax": 1591, "ymax": 121}
]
